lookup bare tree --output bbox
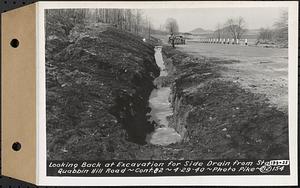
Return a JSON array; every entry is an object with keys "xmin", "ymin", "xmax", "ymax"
[
  {"xmin": 47, "ymin": 8, "xmax": 156, "ymax": 39},
  {"xmin": 46, "ymin": 9, "xmax": 88, "ymax": 37},
  {"xmin": 125, "ymin": 9, "xmax": 132, "ymax": 31},
  {"xmin": 165, "ymin": 18, "xmax": 179, "ymax": 34},
  {"xmin": 257, "ymin": 28, "xmax": 274, "ymax": 41},
  {"xmin": 225, "ymin": 17, "xmax": 247, "ymax": 42},
  {"xmin": 273, "ymin": 10, "xmax": 288, "ymax": 44},
  {"xmin": 146, "ymin": 16, "xmax": 152, "ymax": 40},
  {"xmin": 274, "ymin": 10, "xmax": 288, "ymax": 30},
  {"xmin": 215, "ymin": 23, "xmax": 222, "ymax": 40},
  {"xmin": 134, "ymin": 9, "xmax": 141, "ymax": 34}
]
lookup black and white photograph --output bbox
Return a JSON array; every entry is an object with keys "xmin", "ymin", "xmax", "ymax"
[{"xmin": 43, "ymin": 2, "xmax": 296, "ymax": 181}]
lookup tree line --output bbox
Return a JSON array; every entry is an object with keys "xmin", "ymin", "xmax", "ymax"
[
  {"xmin": 213, "ymin": 17, "xmax": 247, "ymax": 43},
  {"xmin": 257, "ymin": 10, "xmax": 288, "ymax": 46},
  {"xmin": 212, "ymin": 10, "xmax": 288, "ymax": 46},
  {"xmin": 46, "ymin": 9, "xmax": 156, "ymax": 39}
]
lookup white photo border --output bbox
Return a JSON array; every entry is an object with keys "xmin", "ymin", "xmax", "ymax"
[{"xmin": 37, "ymin": 1, "xmax": 298, "ymax": 186}]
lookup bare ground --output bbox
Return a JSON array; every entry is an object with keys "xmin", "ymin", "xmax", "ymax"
[
  {"xmin": 46, "ymin": 22, "xmax": 289, "ymax": 161},
  {"xmin": 177, "ymin": 42, "xmax": 288, "ymax": 113},
  {"xmin": 156, "ymin": 46, "xmax": 289, "ymax": 160}
]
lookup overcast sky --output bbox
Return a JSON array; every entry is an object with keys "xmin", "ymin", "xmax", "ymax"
[{"xmin": 143, "ymin": 7, "xmax": 287, "ymax": 32}]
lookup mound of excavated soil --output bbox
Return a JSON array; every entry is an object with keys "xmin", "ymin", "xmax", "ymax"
[
  {"xmin": 161, "ymin": 46, "xmax": 289, "ymax": 160},
  {"xmin": 46, "ymin": 23, "xmax": 160, "ymax": 160}
]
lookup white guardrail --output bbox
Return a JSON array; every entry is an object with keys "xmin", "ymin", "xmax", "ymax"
[{"xmin": 198, "ymin": 38, "xmax": 248, "ymax": 45}]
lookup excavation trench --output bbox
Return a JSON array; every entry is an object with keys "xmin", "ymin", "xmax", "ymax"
[{"xmin": 147, "ymin": 46, "xmax": 182, "ymax": 146}]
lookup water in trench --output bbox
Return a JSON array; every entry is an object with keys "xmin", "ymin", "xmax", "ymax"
[{"xmin": 147, "ymin": 46, "xmax": 182, "ymax": 146}]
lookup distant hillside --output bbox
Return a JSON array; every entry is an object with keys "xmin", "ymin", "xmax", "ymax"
[{"xmin": 190, "ymin": 27, "xmax": 212, "ymax": 34}]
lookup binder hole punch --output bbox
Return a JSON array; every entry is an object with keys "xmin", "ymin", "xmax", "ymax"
[
  {"xmin": 10, "ymin": 39, "xmax": 19, "ymax": 48},
  {"xmin": 12, "ymin": 142, "xmax": 22, "ymax": 151}
]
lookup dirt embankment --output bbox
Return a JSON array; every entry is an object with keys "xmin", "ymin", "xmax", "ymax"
[
  {"xmin": 162, "ymin": 46, "xmax": 289, "ymax": 160},
  {"xmin": 46, "ymin": 24, "xmax": 160, "ymax": 160},
  {"xmin": 111, "ymin": 46, "xmax": 289, "ymax": 160}
]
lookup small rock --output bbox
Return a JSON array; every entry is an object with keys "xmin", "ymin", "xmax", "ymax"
[
  {"xmin": 260, "ymin": 61, "xmax": 272, "ymax": 64},
  {"xmin": 226, "ymin": 134, "xmax": 231, "ymax": 138},
  {"xmin": 202, "ymin": 73, "xmax": 212, "ymax": 76},
  {"xmin": 61, "ymin": 148, "xmax": 68, "ymax": 153},
  {"xmin": 222, "ymin": 128, "xmax": 227, "ymax": 131}
]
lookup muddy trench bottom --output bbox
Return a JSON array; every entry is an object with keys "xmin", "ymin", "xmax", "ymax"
[{"xmin": 147, "ymin": 46, "xmax": 182, "ymax": 146}]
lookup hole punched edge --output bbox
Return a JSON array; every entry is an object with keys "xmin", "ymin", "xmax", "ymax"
[
  {"xmin": 10, "ymin": 38, "xmax": 20, "ymax": 48},
  {"xmin": 12, "ymin": 142, "xmax": 22, "ymax": 151}
]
